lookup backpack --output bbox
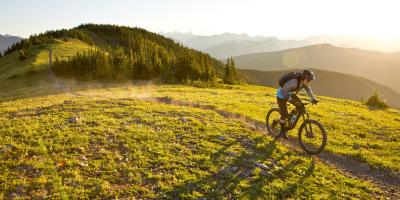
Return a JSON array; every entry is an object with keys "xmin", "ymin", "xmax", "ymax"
[{"xmin": 278, "ymin": 72, "xmax": 302, "ymax": 90}]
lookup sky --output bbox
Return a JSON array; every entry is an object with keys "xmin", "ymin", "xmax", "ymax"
[{"xmin": 1, "ymin": 0, "xmax": 400, "ymax": 39}]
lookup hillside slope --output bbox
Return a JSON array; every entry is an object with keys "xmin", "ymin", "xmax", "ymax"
[
  {"xmin": 239, "ymin": 68, "xmax": 400, "ymax": 108},
  {"xmin": 2, "ymin": 24, "xmax": 227, "ymax": 84},
  {"xmin": 1, "ymin": 84, "xmax": 396, "ymax": 199},
  {"xmin": 0, "ymin": 39, "xmax": 94, "ymax": 96},
  {"xmin": 233, "ymin": 44, "xmax": 400, "ymax": 93}
]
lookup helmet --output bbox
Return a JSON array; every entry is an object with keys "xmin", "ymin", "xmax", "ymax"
[{"xmin": 303, "ymin": 69, "xmax": 315, "ymax": 81}]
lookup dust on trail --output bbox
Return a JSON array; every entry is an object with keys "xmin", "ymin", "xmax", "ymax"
[
  {"xmin": 49, "ymin": 77, "xmax": 158, "ymax": 99},
  {"xmin": 144, "ymin": 96, "xmax": 400, "ymax": 198}
]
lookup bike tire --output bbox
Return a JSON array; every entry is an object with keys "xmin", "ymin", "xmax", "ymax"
[
  {"xmin": 298, "ymin": 119, "xmax": 327, "ymax": 155},
  {"xmin": 266, "ymin": 108, "xmax": 281, "ymax": 137}
]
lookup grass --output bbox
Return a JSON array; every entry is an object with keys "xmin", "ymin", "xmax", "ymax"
[
  {"xmin": 9, "ymin": 83, "xmax": 397, "ymax": 172},
  {"xmin": 148, "ymin": 85, "xmax": 400, "ymax": 172},
  {"xmin": 0, "ymin": 39, "xmax": 94, "ymax": 97},
  {"xmin": 0, "ymin": 93, "xmax": 380, "ymax": 199},
  {"xmin": 77, "ymin": 84, "xmax": 400, "ymax": 172}
]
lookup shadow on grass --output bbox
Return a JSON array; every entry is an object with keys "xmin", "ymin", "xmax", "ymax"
[
  {"xmin": 165, "ymin": 135, "xmax": 316, "ymax": 199},
  {"xmin": 280, "ymin": 157, "xmax": 315, "ymax": 198}
]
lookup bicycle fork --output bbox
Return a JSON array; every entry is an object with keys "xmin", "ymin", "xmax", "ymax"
[{"xmin": 303, "ymin": 113, "xmax": 315, "ymax": 138}]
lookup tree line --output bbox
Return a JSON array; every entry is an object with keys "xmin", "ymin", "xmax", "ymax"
[
  {"xmin": 52, "ymin": 46, "xmax": 219, "ymax": 83},
  {"xmin": 3, "ymin": 29, "xmax": 93, "ymax": 56},
  {"xmin": 4, "ymin": 24, "xmax": 240, "ymax": 84}
]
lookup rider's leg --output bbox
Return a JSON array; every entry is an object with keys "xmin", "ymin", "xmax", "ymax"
[
  {"xmin": 289, "ymin": 94, "xmax": 305, "ymax": 114},
  {"xmin": 277, "ymin": 97, "xmax": 289, "ymax": 139}
]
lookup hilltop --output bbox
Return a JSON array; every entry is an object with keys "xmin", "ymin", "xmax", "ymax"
[{"xmin": 1, "ymin": 24, "xmax": 234, "ymax": 89}]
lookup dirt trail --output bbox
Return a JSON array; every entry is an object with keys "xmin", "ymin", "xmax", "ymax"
[{"xmin": 146, "ymin": 96, "xmax": 399, "ymax": 198}]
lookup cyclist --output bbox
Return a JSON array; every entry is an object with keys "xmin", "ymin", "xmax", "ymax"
[{"xmin": 276, "ymin": 69, "xmax": 318, "ymax": 139}]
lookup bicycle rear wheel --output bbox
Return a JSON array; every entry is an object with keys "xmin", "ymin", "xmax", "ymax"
[
  {"xmin": 266, "ymin": 108, "xmax": 282, "ymax": 137},
  {"xmin": 298, "ymin": 119, "xmax": 327, "ymax": 155}
]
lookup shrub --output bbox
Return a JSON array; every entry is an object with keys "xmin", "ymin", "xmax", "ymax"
[
  {"xmin": 18, "ymin": 49, "xmax": 29, "ymax": 61},
  {"xmin": 364, "ymin": 92, "xmax": 389, "ymax": 109}
]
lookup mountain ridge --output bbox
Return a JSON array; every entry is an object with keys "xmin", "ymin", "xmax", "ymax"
[
  {"xmin": 0, "ymin": 34, "xmax": 22, "ymax": 54},
  {"xmin": 234, "ymin": 44, "xmax": 400, "ymax": 93}
]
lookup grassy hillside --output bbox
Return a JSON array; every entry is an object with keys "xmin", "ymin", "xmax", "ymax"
[
  {"xmin": 239, "ymin": 68, "xmax": 400, "ymax": 109},
  {"xmin": 233, "ymin": 44, "xmax": 400, "ymax": 93},
  {"xmin": 0, "ymin": 39, "xmax": 94, "ymax": 97},
  {"xmin": 2, "ymin": 24, "xmax": 231, "ymax": 84},
  {"xmin": 0, "ymin": 86, "xmax": 387, "ymax": 199},
  {"xmin": 149, "ymin": 85, "xmax": 400, "ymax": 173}
]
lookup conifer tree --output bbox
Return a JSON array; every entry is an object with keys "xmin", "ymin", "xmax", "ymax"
[{"xmin": 223, "ymin": 57, "xmax": 238, "ymax": 84}]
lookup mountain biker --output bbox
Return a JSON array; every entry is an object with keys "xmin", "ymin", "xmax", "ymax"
[{"xmin": 276, "ymin": 69, "xmax": 318, "ymax": 139}]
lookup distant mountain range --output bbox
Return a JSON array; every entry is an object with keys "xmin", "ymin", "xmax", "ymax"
[
  {"xmin": 204, "ymin": 39, "xmax": 310, "ymax": 59},
  {"xmin": 161, "ymin": 32, "xmax": 400, "ymax": 59},
  {"xmin": 305, "ymin": 35, "xmax": 400, "ymax": 53},
  {"xmin": 159, "ymin": 31, "xmax": 196, "ymax": 43},
  {"xmin": 233, "ymin": 44, "xmax": 400, "ymax": 93},
  {"xmin": 161, "ymin": 32, "xmax": 311, "ymax": 59},
  {"xmin": 240, "ymin": 68, "xmax": 400, "ymax": 109},
  {"xmin": 0, "ymin": 34, "xmax": 22, "ymax": 54}
]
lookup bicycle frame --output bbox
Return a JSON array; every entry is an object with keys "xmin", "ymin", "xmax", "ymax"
[{"xmin": 286, "ymin": 103, "xmax": 310, "ymax": 131}]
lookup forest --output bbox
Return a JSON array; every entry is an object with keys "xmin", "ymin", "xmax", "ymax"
[{"xmin": 4, "ymin": 24, "xmax": 239, "ymax": 84}]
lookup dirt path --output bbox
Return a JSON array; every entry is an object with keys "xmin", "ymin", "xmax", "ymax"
[{"xmin": 148, "ymin": 96, "xmax": 400, "ymax": 198}]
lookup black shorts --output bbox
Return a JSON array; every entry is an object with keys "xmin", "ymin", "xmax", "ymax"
[{"xmin": 277, "ymin": 94, "xmax": 304, "ymax": 120}]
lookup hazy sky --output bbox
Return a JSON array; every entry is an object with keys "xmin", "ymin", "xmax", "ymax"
[{"xmin": 1, "ymin": 0, "xmax": 400, "ymax": 39}]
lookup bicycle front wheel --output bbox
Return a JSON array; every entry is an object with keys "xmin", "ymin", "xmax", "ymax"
[{"xmin": 298, "ymin": 119, "xmax": 327, "ymax": 155}]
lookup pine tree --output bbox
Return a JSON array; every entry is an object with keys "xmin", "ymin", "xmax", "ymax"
[{"xmin": 223, "ymin": 57, "xmax": 238, "ymax": 84}]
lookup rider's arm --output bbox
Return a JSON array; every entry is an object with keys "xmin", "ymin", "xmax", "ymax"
[
  {"xmin": 281, "ymin": 79, "xmax": 298, "ymax": 99},
  {"xmin": 303, "ymin": 85, "xmax": 316, "ymax": 100}
]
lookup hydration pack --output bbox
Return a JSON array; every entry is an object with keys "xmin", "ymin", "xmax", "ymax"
[{"xmin": 278, "ymin": 72, "xmax": 302, "ymax": 89}]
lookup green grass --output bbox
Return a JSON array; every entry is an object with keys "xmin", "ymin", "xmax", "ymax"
[
  {"xmin": 78, "ymin": 84, "xmax": 400, "ymax": 172},
  {"xmin": 21, "ymin": 83, "xmax": 398, "ymax": 172},
  {"xmin": 0, "ymin": 93, "xmax": 380, "ymax": 199},
  {"xmin": 0, "ymin": 39, "xmax": 94, "ymax": 98},
  {"xmin": 148, "ymin": 85, "xmax": 400, "ymax": 172}
]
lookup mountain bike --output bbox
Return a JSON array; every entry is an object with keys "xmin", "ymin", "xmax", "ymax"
[{"xmin": 265, "ymin": 102, "xmax": 327, "ymax": 155}]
